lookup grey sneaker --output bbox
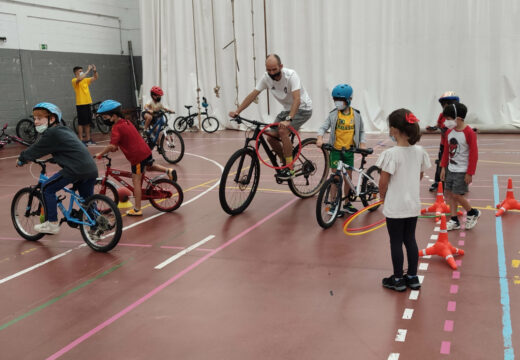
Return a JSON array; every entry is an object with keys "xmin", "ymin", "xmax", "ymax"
[
  {"xmin": 343, "ymin": 202, "xmax": 358, "ymax": 214},
  {"xmin": 465, "ymin": 209, "xmax": 481, "ymax": 230},
  {"xmin": 446, "ymin": 219, "xmax": 461, "ymax": 231},
  {"xmin": 34, "ymin": 221, "xmax": 60, "ymax": 234}
]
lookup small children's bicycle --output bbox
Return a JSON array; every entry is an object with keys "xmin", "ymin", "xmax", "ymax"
[
  {"xmin": 173, "ymin": 97, "xmax": 219, "ymax": 133},
  {"xmin": 11, "ymin": 158, "xmax": 123, "ymax": 252},
  {"xmin": 1, "ymin": 123, "xmax": 31, "ymax": 148},
  {"xmin": 316, "ymin": 144, "xmax": 381, "ymax": 229},
  {"xmin": 144, "ymin": 110, "xmax": 185, "ymax": 164},
  {"xmin": 95, "ymin": 154, "xmax": 183, "ymax": 212}
]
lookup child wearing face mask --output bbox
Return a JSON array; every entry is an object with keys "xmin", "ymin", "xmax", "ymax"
[
  {"xmin": 376, "ymin": 109, "xmax": 431, "ymax": 291},
  {"xmin": 143, "ymin": 86, "xmax": 174, "ymax": 132},
  {"xmin": 317, "ymin": 84, "xmax": 366, "ymax": 215},
  {"xmin": 440, "ymin": 102, "xmax": 480, "ymax": 231}
]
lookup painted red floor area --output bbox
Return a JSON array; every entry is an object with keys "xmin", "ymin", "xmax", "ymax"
[{"xmin": 0, "ymin": 130, "xmax": 519, "ymax": 359}]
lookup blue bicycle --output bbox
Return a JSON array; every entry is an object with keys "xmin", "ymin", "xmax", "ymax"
[
  {"xmin": 144, "ymin": 109, "xmax": 184, "ymax": 164},
  {"xmin": 11, "ymin": 158, "xmax": 123, "ymax": 252}
]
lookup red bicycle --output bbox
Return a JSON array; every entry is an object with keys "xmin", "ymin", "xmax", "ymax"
[
  {"xmin": 0, "ymin": 123, "xmax": 31, "ymax": 148},
  {"xmin": 95, "ymin": 154, "xmax": 183, "ymax": 212}
]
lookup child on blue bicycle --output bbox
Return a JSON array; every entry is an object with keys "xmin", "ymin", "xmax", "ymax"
[
  {"xmin": 143, "ymin": 86, "xmax": 175, "ymax": 132},
  {"xmin": 95, "ymin": 100, "xmax": 177, "ymax": 216},
  {"xmin": 16, "ymin": 102, "xmax": 98, "ymax": 234},
  {"xmin": 316, "ymin": 84, "xmax": 366, "ymax": 215}
]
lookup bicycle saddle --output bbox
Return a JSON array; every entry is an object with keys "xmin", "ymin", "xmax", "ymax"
[
  {"xmin": 357, "ymin": 148, "xmax": 374, "ymax": 155},
  {"xmin": 185, "ymin": 105, "xmax": 193, "ymax": 110}
]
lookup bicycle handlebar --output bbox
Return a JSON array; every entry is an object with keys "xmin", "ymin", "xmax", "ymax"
[
  {"xmin": 321, "ymin": 143, "xmax": 373, "ymax": 156},
  {"xmin": 231, "ymin": 115, "xmax": 268, "ymax": 127}
]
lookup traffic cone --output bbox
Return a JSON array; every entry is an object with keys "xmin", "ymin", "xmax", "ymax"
[
  {"xmin": 421, "ymin": 182, "xmax": 451, "ymax": 218},
  {"xmin": 496, "ymin": 178, "xmax": 520, "ymax": 217},
  {"xmin": 419, "ymin": 214, "xmax": 464, "ymax": 270}
]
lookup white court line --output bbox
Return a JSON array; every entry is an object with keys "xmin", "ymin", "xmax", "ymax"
[
  {"xmin": 418, "ymin": 263, "xmax": 429, "ymax": 271},
  {"xmin": 430, "ymin": 234, "xmax": 438, "ymax": 240},
  {"xmin": 395, "ymin": 329, "xmax": 407, "ymax": 342},
  {"xmin": 418, "ymin": 275, "xmax": 424, "ymax": 284},
  {"xmin": 402, "ymin": 308, "xmax": 414, "ymax": 320},
  {"xmin": 155, "ymin": 235, "xmax": 215, "ymax": 269},
  {"xmin": 388, "ymin": 354, "xmax": 400, "ymax": 360},
  {"xmin": 409, "ymin": 290, "xmax": 420, "ymax": 300}
]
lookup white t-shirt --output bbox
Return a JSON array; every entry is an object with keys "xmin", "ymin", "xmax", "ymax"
[
  {"xmin": 375, "ymin": 145, "xmax": 431, "ymax": 218},
  {"xmin": 145, "ymin": 100, "xmax": 166, "ymax": 113},
  {"xmin": 255, "ymin": 68, "xmax": 312, "ymax": 111}
]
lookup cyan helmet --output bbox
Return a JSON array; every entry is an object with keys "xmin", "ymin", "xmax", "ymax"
[
  {"xmin": 97, "ymin": 100, "xmax": 122, "ymax": 114},
  {"xmin": 438, "ymin": 91, "xmax": 460, "ymax": 104},
  {"xmin": 33, "ymin": 102, "xmax": 62, "ymax": 123},
  {"xmin": 332, "ymin": 84, "xmax": 353, "ymax": 104}
]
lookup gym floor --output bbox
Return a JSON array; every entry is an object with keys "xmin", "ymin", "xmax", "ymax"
[{"xmin": 0, "ymin": 130, "xmax": 519, "ymax": 359}]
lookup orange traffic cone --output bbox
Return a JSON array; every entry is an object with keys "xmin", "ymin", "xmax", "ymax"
[
  {"xmin": 422, "ymin": 182, "xmax": 451, "ymax": 217},
  {"xmin": 419, "ymin": 214, "xmax": 464, "ymax": 270},
  {"xmin": 496, "ymin": 178, "xmax": 520, "ymax": 217}
]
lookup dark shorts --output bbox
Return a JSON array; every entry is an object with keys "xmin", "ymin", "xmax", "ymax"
[
  {"xmin": 131, "ymin": 155, "xmax": 155, "ymax": 174},
  {"xmin": 444, "ymin": 169, "xmax": 468, "ymax": 195},
  {"xmin": 76, "ymin": 104, "xmax": 92, "ymax": 126}
]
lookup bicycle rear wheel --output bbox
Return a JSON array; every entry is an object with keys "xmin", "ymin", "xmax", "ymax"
[
  {"xmin": 360, "ymin": 165, "xmax": 381, "ymax": 211},
  {"xmin": 146, "ymin": 178, "xmax": 183, "ymax": 212},
  {"xmin": 73, "ymin": 116, "xmax": 79, "ymax": 133},
  {"xmin": 173, "ymin": 116, "xmax": 188, "ymax": 132},
  {"xmin": 288, "ymin": 138, "xmax": 329, "ymax": 198},
  {"xmin": 219, "ymin": 148, "xmax": 260, "ymax": 215},
  {"xmin": 11, "ymin": 187, "xmax": 46, "ymax": 241},
  {"xmin": 16, "ymin": 118, "xmax": 38, "ymax": 144},
  {"xmin": 159, "ymin": 129, "xmax": 185, "ymax": 164},
  {"xmin": 79, "ymin": 194, "xmax": 122, "ymax": 252},
  {"xmin": 316, "ymin": 176, "xmax": 343, "ymax": 229},
  {"xmin": 96, "ymin": 115, "xmax": 111, "ymax": 134},
  {"xmin": 202, "ymin": 116, "xmax": 219, "ymax": 133}
]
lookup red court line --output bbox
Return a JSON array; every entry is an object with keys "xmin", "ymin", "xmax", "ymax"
[{"xmin": 46, "ymin": 197, "xmax": 298, "ymax": 360}]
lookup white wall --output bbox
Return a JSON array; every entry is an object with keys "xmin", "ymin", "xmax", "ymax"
[{"xmin": 0, "ymin": 0, "xmax": 141, "ymax": 55}]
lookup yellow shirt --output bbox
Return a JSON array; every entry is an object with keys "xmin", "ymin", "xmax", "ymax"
[
  {"xmin": 71, "ymin": 77, "xmax": 93, "ymax": 105},
  {"xmin": 333, "ymin": 107, "xmax": 355, "ymax": 150}
]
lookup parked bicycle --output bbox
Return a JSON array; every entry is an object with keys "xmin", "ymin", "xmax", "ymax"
[
  {"xmin": 173, "ymin": 97, "xmax": 219, "ymax": 133},
  {"xmin": 94, "ymin": 154, "xmax": 183, "ymax": 212},
  {"xmin": 1, "ymin": 123, "xmax": 31, "ymax": 148},
  {"xmin": 72, "ymin": 101, "xmax": 111, "ymax": 134},
  {"xmin": 316, "ymin": 144, "xmax": 381, "ymax": 229},
  {"xmin": 143, "ymin": 109, "xmax": 185, "ymax": 164},
  {"xmin": 219, "ymin": 116, "xmax": 329, "ymax": 215},
  {"xmin": 16, "ymin": 116, "xmax": 68, "ymax": 144},
  {"xmin": 11, "ymin": 158, "xmax": 123, "ymax": 252}
]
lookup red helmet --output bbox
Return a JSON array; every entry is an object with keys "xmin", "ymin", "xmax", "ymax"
[{"xmin": 151, "ymin": 86, "xmax": 164, "ymax": 96}]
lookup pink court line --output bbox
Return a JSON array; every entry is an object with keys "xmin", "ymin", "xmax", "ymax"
[
  {"xmin": 455, "ymin": 259, "xmax": 462, "ymax": 267},
  {"xmin": 458, "ymin": 240, "xmax": 465, "ymax": 246},
  {"xmin": 450, "ymin": 285, "xmax": 459, "ymax": 294},
  {"xmin": 452, "ymin": 271, "xmax": 460, "ymax": 279},
  {"xmin": 440, "ymin": 341, "xmax": 451, "ymax": 354},
  {"xmin": 447, "ymin": 301, "xmax": 457, "ymax": 312},
  {"xmin": 444, "ymin": 320, "xmax": 454, "ymax": 332},
  {"xmin": 459, "ymin": 232, "xmax": 466, "ymax": 238},
  {"xmin": 46, "ymin": 197, "xmax": 299, "ymax": 360}
]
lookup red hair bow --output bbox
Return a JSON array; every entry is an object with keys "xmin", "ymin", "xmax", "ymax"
[{"xmin": 405, "ymin": 113, "xmax": 419, "ymax": 124}]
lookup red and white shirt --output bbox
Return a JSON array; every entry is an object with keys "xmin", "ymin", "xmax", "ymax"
[{"xmin": 441, "ymin": 125, "xmax": 478, "ymax": 175}]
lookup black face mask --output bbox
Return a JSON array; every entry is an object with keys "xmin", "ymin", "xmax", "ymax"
[
  {"xmin": 268, "ymin": 71, "xmax": 281, "ymax": 80},
  {"xmin": 102, "ymin": 117, "xmax": 113, "ymax": 127},
  {"xmin": 154, "ymin": 96, "xmax": 162, "ymax": 102}
]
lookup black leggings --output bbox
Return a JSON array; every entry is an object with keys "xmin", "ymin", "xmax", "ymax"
[
  {"xmin": 386, "ymin": 217, "xmax": 419, "ymax": 277},
  {"xmin": 434, "ymin": 144, "xmax": 444, "ymax": 183}
]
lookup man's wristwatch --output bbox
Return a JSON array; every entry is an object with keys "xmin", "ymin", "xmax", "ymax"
[{"xmin": 285, "ymin": 115, "xmax": 292, "ymax": 122}]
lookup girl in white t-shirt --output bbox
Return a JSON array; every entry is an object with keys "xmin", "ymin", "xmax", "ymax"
[{"xmin": 375, "ymin": 109, "xmax": 431, "ymax": 292}]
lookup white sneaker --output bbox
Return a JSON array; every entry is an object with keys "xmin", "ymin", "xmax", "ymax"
[
  {"xmin": 34, "ymin": 221, "xmax": 60, "ymax": 234},
  {"xmin": 465, "ymin": 209, "xmax": 481, "ymax": 230},
  {"xmin": 446, "ymin": 219, "xmax": 461, "ymax": 231}
]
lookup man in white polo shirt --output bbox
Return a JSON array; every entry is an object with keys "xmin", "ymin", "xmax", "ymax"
[{"xmin": 229, "ymin": 54, "xmax": 312, "ymax": 179}]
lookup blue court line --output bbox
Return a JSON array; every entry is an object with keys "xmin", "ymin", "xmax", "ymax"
[{"xmin": 493, "ymin": 174, "xmax": 515, "ymax": 360}]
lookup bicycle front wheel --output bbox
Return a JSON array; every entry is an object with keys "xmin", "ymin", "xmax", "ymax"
[
  {"xmin": 360, "ymin": 165, "xmax": 381, "ymax": 211},
  {"xmin": 173, "ymin": 116, "xmax": 188, "ymax": 132},
  {"xmin": 288, "ymin": 138, "xmax": 329, "ymax": 198},
  {"xmin": 219, "ymin": 148, "xmax": 260, "ymax": 215},
  {"xmin": 316, "ymin": 176, "xmax": 343, "ymax": 229},
  {"xmin": 95, "ymin": 115, "xmax": 111, "ymax": 134},
  {"xmin": 11, "ymin": 187, "xmax": 46, "ymax": 241},
  {"xmin": 159, "ymin": 129, "xmax": 185, "ymax": 164},
  {"xmin": 79, "ymin": 194, "xmax": 122, "ymax": 252},
  {"xmin": 94, "ymin": 179, "xmax": 119, "ymax": 205},
  {"xmin": 16, "ymin": 118, "xmax": 38, "ymax": 144},
  {"xmin": 202, "ymin": 116, "xmax": 219, "ymax": 133},
  {"xmin": 146, "ymin": 178, "xmax": 183, "ymax": 212}
]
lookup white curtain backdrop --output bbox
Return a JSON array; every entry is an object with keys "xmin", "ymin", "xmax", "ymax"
[{"xmin": 140, "ymin": 0, "xmax": 520, "ymax": 132}]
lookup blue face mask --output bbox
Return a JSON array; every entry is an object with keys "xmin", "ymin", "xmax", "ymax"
[{"xmin": 389, "ymin": 134, "xmax": 396, "ymax": 142}]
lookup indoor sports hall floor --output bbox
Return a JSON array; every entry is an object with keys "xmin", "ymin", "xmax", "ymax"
[{"xmin": 0, "ymin": 130, "xmax": 519, "ymax": 359}]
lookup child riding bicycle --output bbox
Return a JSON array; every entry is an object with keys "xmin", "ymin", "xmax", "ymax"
[
  {"xmin": 16, "ymin": 102, "xmax": 98, "ymax": 234},
  {"xmin": 95, "ymin": 100, "xmax": 177, "ymax": 216},
  {"xmin": 316, "ymin": 84, "xmax": 366, "ymax": 215},
  {"xmin": 143, "ymin": 86, "xmax": 175, "ymax": 132}
]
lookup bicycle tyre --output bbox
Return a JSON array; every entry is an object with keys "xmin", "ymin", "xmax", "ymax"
[
  {"xmin": 94, "ymin": 179, "xmax": 119, "ymax": 205},
  {"xmin": 360, "ymin": 165, "xmax": 381, "ymax": 211},
  {"xmin": 219, "ymin": 148, "xmax": 260, "ymax": 215},
  {"xmin": 316, "ymin": 176, "xmax": 343, "ymax": 229},
  {"xmin": 147, "ymin": 178, "xmax": 184, "ymax": 212},
  {"xmin": 173, "ymin": 116, "xmax": 188, "ymax": 132},
  {"xmin": 73, "ymin": 116, "xmax": 79, "ymax": 133},
  {"xmin": 79, "ymin": 194, "xmax": 122, "ymax": 252},
  {"xmin": 16, "ymin": 118, "xmax": 38, "ymax": 144},
  {"xmin": 159, "ymin": 129, "xmax": 185, "ymax": 164},
  {"xmin": 202, "ymin": 116, "xmax": 219, "ymax": 133},
  {"xmin": 96, "ymin": 115, "xmax": 111, "ymax": 134},
  {"xmin": 288, "ymin": 138, "xmax": 329, "ymax": 198},
  {"xmin": 11, "ymin": 187, "xmax": 46, "ymax": 241}
]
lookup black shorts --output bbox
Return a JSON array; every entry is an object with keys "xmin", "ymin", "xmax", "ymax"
[
  {"xmin": 76, "ymin": 104, "xmax": 92, "ymax": 126},
  {"xmin": 131, "ymin": 155, "xmax": 155, "ymax": 174}
]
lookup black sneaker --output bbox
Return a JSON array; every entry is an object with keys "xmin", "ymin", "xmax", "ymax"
[
  {"xmin": 429, "ymin": 182, "xmax": 438, "ymax": 192},
  {"xmin": 405, "ymin": 274, "xmax": 421, "ymax": 290},
  {"xmin": 382, "ymin": 275, "xmax": 407, "ymax": 292},
  {"xmin": 278, "ymin": 168, "xmax": 295, "ymax": 180},
  {"xmin": 343, "ymin": 202, "xmax": 358, "ymax": 214}
]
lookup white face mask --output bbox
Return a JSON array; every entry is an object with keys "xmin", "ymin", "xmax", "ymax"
[
  {"xmin": 444, "ymin": 119, "xmax": 456, "ymax": 129},
  {"xmin": 335, "ymin": 101, "xmax": 347, "ymax": 111},
  {"xmin": 35, "ymin": 124, "xmax": 48, "ymax": 133},
  {"xmin": 79, "ymin": 71, "xmax": 84, "ymax": 76}
]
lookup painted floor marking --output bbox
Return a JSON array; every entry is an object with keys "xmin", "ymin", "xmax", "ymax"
[
  {"xmin": 440, "ymin": 341, "xmax": 451, "ymax": 354},
  {"xmin": 444, "ymin": 320, "xmax": 454, "ymax": 332},
  {"xmin": 450, "ymin": 285, "xmax": 459, "ymax": 294},
  {"xmin": 452, "ymin": 271, "xmax": 460, "ymax": 279},
  {"xmin": 402, "ymin": 308, "xmax": 414, "ymax": 320},
  {"xmin": 409, "ymin": 290, "xmax": 419, "ymax": 300},
  {"xmin": 387, "ymin": 354, "xmax": 400, "ymax": 360},
  {"xmin": 447, "ymin": 301, "xmax": 457, "ymax": 312},
  {"xmin": 395, "ymin": 329, "xmax": 407, "ymax": 342},
  {"xmin": 155, "ymin": 235, "xmax": 215, "ymax": 269},
  {"xmin": 418, "ymin": 263, "xmax": 429, "ymax": 271},
  {"xmin": 430, "ymin": 234, "xmax": 438, "ymax": 240}
]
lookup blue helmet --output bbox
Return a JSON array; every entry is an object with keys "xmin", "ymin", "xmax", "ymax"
[
  {"xmin": 332, "ymin": 84, "xmax": 353, "ymax": 104},
  {"xmin": 33, "ymin": 102, "xmax": 62, "ymax": 123},
  {"xmin": 438, "ymin": 91, "xmax": 460, "ymax": 104},
  {"xmin": 97, "ymin": 100, "xmax": 122, "ymax": 114}
]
